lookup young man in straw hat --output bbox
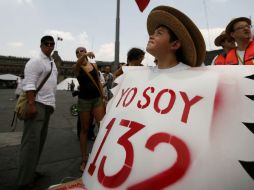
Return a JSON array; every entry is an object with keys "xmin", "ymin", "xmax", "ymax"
[
  {"xmin": 146, "ymin": 6, "xmax": 206, "ymax": 70},
  {"xmin": 211, "ymin": 31, "xmax": 235, "ymax": 65},
  {"xmin": 225, "ymin": 17, "xmax": 254, "ymax": 65}
]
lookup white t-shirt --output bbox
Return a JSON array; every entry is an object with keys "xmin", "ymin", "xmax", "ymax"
[
  {"xmin": 236, "ymin": 50, "xmax": 245, "ymax": 65},
  {"xmin": 152, "ymin": 62, "xmax": 191, "ymax": 73}
]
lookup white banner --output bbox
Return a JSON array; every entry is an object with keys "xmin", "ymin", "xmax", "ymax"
[{"xmin": 83, "ymin": 66, "xmax": 254, "ymax": 190}]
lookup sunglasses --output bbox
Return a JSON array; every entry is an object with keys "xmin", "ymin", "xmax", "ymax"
[
  {"xmin": 44, "ymin": 42, "xmax": 55, "ymax": 47},
  {"xmin": 234, "ymin": 24, "xmax": 252, "ymax": 31},
  {"xmin": 76, "ymin": 49, "xmax": 86, "ymax": 55}
]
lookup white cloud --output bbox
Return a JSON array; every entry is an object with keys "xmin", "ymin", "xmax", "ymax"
[
  {"xmin": 17, "ymin": 0, "xmax": 33, "ymax": 5},
  {"xmin": 96, "ymin": 43, "xmax": 114, "ymax": 61},
  {"xmin": 200, "ymin": 27, "xmax": 224, "ymax": 50},
  {"xmin": 29, "ymin": 49, "xmax": 38, "ymax": 57},
  {"xmin": 76, "ymin": 32, "xmax": 90, "ymax": 48},
  {"xmin": 42, "ymin": 27, "xmax": 227, "ymax": 63},
  {"xmin": 44, "ymin": 29, "xmax": 75, "ymax": 41},
  {"xmin": 7, "ymin": 42, "xmax": 23, "ymax": 47},
  {"xmin": 130, "ymin": 27, "xmax": 226, "ymax": 66},
  {"xmin": 211, "ymin": 0, "xmax": 229, "ymax": 2}
]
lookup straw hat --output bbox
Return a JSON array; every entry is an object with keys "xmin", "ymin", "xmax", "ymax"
[
  {"xmin": 147, "ymin": 6, "xmax": 206, "ymax": 67},
  {"xmin": 225, "ymin": 17, "xmax": 251, "ymax": 34},
  {"xmin": 214, "ymin": 31, "xmax": 234, "ymax": 46}
]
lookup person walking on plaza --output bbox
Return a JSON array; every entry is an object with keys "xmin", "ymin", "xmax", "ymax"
[
  {"xmin": 70, "ymin": 79, "xmax": 75, "ymax": 92},
  {"xmin": 225, "ymin": 17, "xmax": 254, "ymax": 65},
  {"xmin": 74, "ymin": 47, "xmax": 105, "ymax": 172},
  {"xmin": 211, "ymin": 31, "xmax": 236, "ymax": 65},
  {"xmin": 15, "ymin": 74, "xmax": 24, "ymax": 99},
  {"xmin": 17, "ymin": 35, "xmax": 58, "ymax": 190}
]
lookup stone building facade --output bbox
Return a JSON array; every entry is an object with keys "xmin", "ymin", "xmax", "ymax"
[
  {"xmin": 0, "ymin": 51, "xmax": 113, "ymax": 82},
  {"xmin": 0, "ymin": 49, "xmax": 221, "ymax": 82}
]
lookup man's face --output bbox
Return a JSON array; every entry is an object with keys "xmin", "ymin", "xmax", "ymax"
[
  {"xmin": 75, "ymin": 47, "xmax": 87, "ymax": 58},
  {"xmin": 105, "ymin": 66, "xmax": 111, "ymax": 73},
  {"xmin": 221, "ymin": 38, "xmax": 236, "ymax": 50},
  {"xmin": 146, "ymin": 26, "xmax": 173, "ymax": 57},
  {"xmin": 41, "ymin": 40, "xmax": 55, "ymax": 57},
  {"xmin": 231, "ymin": 21, "xmax": 252, "ymax": 41}
]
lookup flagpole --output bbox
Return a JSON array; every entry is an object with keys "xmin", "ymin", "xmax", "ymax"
[
  {"xmin": 203, "ymin": 0, "xmax": 211, "ymax": 50},
  {"xmin": 113, "ymin": 0, "xmax": 120, "ymax": 72}
]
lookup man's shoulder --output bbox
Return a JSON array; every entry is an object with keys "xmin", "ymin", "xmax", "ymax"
[
  {"xmin": 26, "ymin": 54, "xmax": 42, "ymax": 63},
  {"xmin": 25, "ymin": 55, "xmax": 45, "ymax": 71},
  {"xmin": 249, "ymin": 39, "xmax": 254, "ymax": 48}
]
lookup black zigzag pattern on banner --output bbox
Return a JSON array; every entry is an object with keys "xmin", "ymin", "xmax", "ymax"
[
  {"xmin": 245, "ymin": 95, "xmax": 254, "ymax": 101},
  {"xmin": 245, "ymin": 74, "xmax": 254, "ymax": 80},
  {"xmin": 245, "ymin": 74, "xmax": 254, "ymax": 100},
  {"xmin": 239, "ymin": 74, "xmax": 254, "ymax": 180},
  {"xmin": 239, "ymin": 161, "xmax": 254, "ymax": 180},
  {"xmin": 242, "ymin": 122, "xmax": 254, "ymax": 134}
]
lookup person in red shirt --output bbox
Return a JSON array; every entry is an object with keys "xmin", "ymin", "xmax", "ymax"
[
  {"xmin": 225, "ymin": 17, "xmax": 254, "ymax": 65},
  {"xmin": 211, "ymin": 31, "xmax": 235, "ymax": 65}
]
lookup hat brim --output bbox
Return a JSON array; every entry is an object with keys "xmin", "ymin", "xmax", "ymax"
[
  {"xmin": 149, "ymin": 6, "xmax": 206, "ymax": 67},
  {"xmin": 226, "ymin": 17, "xmax": 251, "ymax": 34},
  {"xmin": 214, "ymin": 34, "xmax": 227, "ymax": 46},
  {"xmin": 147, "ymin": 10, "xmax": 197, "ymax": 67}
]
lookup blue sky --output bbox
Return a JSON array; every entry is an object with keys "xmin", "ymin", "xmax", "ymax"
[{"xmin": 0, "ymin": 0, "xmax": 253, "ymax": 66}]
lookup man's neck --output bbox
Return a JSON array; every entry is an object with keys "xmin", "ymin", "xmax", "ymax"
[
  {"xmin": 157, "ymin": 60, "xmax": 178, "ymax": 69},
  {"xmin": 237, "ymin": 38, "xmax": 251, "ymax": 51},
  {"xmin": 157, "ymin": 55, "xmax": 178, "ymax": 69}
]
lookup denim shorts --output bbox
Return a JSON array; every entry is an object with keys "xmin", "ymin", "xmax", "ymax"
[{"xmin": 78, "ymin": 97, "xmax": 103, "ymax": 112}]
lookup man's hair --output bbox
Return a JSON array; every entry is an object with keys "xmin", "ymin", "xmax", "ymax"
[
  {"xmin": 41, "ymin": 35, "xmax": 54, "ymax": 44},
  {"xmin": 156, "ymin": 25, "xmax": 183, "ymax": 62},
  {"xmin": 127, "ymin": 48, "xmax": 145, "ymax": 62},
  {"xmin": 156, "ymin": 25, "xmax": 178, "ymax": 42}
]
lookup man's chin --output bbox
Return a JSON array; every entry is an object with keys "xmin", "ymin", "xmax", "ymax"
[{"xmin": 146, "ymin": 46, "xmax": 153, "ymax": 53}]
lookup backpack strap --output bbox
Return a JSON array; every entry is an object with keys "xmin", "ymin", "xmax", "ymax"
[{"xmin": 36, "ymin": 61, "xmax": 53, "ymax": 93}]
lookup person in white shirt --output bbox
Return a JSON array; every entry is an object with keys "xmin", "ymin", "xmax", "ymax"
[
  {"xmin": 17, "ymin": 35, "xmax": 58, "ymax": 190},
  {"xmin": 15, "ymin": 75, "xmax": 24, "ymax": 99}
]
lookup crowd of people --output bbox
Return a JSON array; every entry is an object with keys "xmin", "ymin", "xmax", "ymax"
[
  {"xmin": 211, "ymin": 17, "xmax": 253, "ymax": 65},
  {"xmin": 14, "ymin": 4, "xmax": 254, "ymax": 190}
]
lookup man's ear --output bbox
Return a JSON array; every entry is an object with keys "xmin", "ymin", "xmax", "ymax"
[
  {"xmin": 171, "ymin": 40, "xmax": 181, "ymax": 51},
  {"xmin": 230, "ymin": 32, "xmax": 235, "ymax": 40}
]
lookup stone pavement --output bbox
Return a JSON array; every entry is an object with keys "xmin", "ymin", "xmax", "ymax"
[{"xmin": 0, "ymin": 89, "xmax": 92, "ymax": 190}]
